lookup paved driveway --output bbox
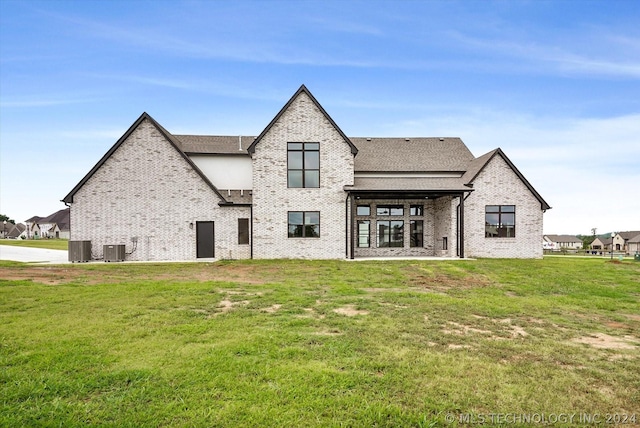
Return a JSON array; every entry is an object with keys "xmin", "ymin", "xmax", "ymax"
[{"xmin": 0, "ymin": 245, "xmax": 69, "ymax": 264}]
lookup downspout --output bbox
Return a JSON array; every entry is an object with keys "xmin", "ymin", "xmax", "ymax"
[
  {"xmin": 459, "ymin": 192, "xmax": 465, "ymax": 259},
  {"xmin": 63, "ymin": 201, "xmax": 71, "ymax": 241},
  {"xmin": 250, "ymin": 203, "xmax": 254, "ymax": 259}
]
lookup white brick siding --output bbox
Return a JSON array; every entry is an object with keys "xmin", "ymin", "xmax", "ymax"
[
  {"xmin": 464, "ymin": 155, "xmax": 544, "ymax": 258},
  {"xmin": 251, "ymin": 92, "xmax": 354, "ymax": 259},
  {"xmin": 69, "ymin": 118, "xmax": 251, "ymax": 261}
]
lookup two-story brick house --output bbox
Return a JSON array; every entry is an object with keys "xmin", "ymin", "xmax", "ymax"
[{"xmin": 62, "ymin": 85, "xmax": 550, "ymax": 261}]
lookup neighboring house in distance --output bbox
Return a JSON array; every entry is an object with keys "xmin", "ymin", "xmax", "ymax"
[
  {"xmin": 62, "ymin": 85, "xmax": 550, "ymax": 261},
  {"xmin": 6, "ymin": 223, "xmax": 27, "ymax": 239},
  {"xmin": 38, "ymin": 208, "xmax": 70, "ymax": 239},
  {"xmin": 627, "ymin": 234, "xmax": 640, "ymax": 254},
  {"xmin": 543, "ymin": 235, "xmax": 582, "ymax": 250},
  {"xmin": 618, "ymin": 231, "xmax": 640, "ymax": 254},
  {"xmin": 590, "ymin": 237, "xmax": 604, "ymax": 251},
  {"xmin": 592, "ymin": 234, "xmax": 626, "ymax": 252},
  {"xmin": 23, "ymin": 209, "xmax": 70, "ymax": 239},
  {"xmin": 24, "ymin": 216, "xmax": 42, "ymax": 239}
]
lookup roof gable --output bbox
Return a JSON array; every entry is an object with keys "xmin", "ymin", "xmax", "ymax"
[
  {"xmin": 247, "ymin": 85, "xmax": 358, "ymax": 155},
  {"xmin": 463, "ymin": 148, "xmax": 551, "ymax": 211},
  {"xmin": 62, "ymin": 113, "xmax": 228, "ymax": 204}
]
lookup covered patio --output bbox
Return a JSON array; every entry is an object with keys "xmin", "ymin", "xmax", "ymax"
[{"xmin": 345, "ymin": 178, "xmax": 473, "ymax": 259}]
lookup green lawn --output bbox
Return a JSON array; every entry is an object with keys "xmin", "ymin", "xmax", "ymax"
[
  {"xmin": 0, "ymin": 238, "xmax": 68, "ymax": 250},
  {"xmin": 1, "ymin": 258, "xmax": 638, "ymax": 426}
]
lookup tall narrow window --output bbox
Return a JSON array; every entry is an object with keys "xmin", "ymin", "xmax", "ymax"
[
  {"xmin": 378, "ymin": 220, "xmax": 404, "ymax": 247},
  {"xmin": 238, "ymin": 218, "xmax": 249, "ymax": 245},
  {"xmin": 485, "ymin": 205, "xmax": 516, "ymax": 238},
  {"xmin": 357, "ymin": 220, "xmax": 370, "ymax": 247},
  {"xmin": 288, "ymin": 211, "xmax": 320, "ymax": 238},
  {"xmin": 410, "ymin": 220, "xmax": 423, "ymax": 247},
  {"xmin": 288, "ymin": 142, "xmax": 319, "ymax": 188}
]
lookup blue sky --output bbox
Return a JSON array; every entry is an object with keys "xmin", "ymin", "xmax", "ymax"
[{"xmin": 1, "ymin": 0, "xmax": 638, "ymax": 235}]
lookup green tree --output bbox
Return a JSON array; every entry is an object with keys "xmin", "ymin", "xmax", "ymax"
[{"xmin": 0, "ymin": 214, "xmax": 16, "ymax": 225}]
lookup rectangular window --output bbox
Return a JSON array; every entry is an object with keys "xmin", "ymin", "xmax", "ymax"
[
  {"xmin": 410, "ymin": 205, "xmax": 423, "ymax": 216},
  {"xmin": 288, "ymin": 142, "xmax": 319, "ymax": 188},
  {"xmin": 443, "ymin": 236, "xmax": 448, "ymax": 250},
  {"xmin": 356, "ymin": 205, "xmax": 370, "ymax": 216},
  {"xmin": 376, "ymin": 205, "xmax": 404, "ymax": 216},
  {"xmin": 485, "ymin": 205, "xmax": 516, "ymax": 238},
  {"xmin": 238, "ymin": 218, "xmax": 249, "ymax": 245},
  {"xmin": 288, "ymin": 211, "xmax": 320, "ymax": 238},
  {"xmin": 357, "ymin": 220, "xmax": 370, "ymax": 248},
  {"xmin": 378, "ymin": 220, "xmax": 404, "ymax": 247},
  {"xmin": 410, "ymin": 220, "xmax": 423, "ymax": 247}
]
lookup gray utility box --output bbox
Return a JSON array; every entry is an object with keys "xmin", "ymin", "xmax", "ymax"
[
  {"xmin": 69, "ymin": 240, "xmax": 92, "ymax": 262},
  {"xmin": 104, "ymin": 244, "xmax": 126, "ymax": 262}
]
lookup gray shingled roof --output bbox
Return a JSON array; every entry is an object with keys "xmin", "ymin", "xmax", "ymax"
[
  {"xmin": 175, "ymin": 135, "xmax": 477, "ymax": 173},
  {"xmin": 346, "ymin": 177, "xmax": 470, "ymax": 192},
  {"xmin": 351, "ymin": 138, "xmax": 474, "ymax": 172},
  {"xmin": 40, "ymin": 208, "xmax": 70, "ymax": 231},
  {"xmin": 618, "ymin": 231, "xmax": 640, "ymax": 240},
  {"xmin": 460, "ymin": 149, "xmax": 497, "ymax": 184},
  {"xmin": 544, "ymin": 234, "xmax": 581, "ymax": 243},
  {"xmin": 6, "ymin": 223, "xmax": 26, "ymax": 238},
  {"xmin": 175, "ymin": 135, "xmax": 256, "ymax": 154}
]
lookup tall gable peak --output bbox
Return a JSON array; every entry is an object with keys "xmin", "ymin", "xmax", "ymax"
[
  {"xmin": 247, "ymin": 85, "xmax": 358, "ymax": 155},
  {"xmin": 62, "ymin": 112, "xmax": 227, "ymax": 204}
]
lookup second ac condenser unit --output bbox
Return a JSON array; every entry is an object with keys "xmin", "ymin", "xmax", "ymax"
[{"xmin": 103, "ymin": 244, "xmax": 125, "ymax": 262}]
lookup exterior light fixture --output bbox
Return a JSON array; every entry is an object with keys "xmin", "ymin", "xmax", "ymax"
[{"xmin": 611, "ymin": 232, "xmax": 615, "ymax": 260}]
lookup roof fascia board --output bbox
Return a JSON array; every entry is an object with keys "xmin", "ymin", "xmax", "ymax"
[
  {"xmin": 247, "ymin": 84, "xmax": 358, "ymax": 155},
  {"xmin": 185, "ymin": 152, "xmax": 250, "ymax": 156}
]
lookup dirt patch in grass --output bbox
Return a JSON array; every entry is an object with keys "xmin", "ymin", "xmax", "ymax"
[
  {"xmin": 440, "ymin": 317, "xmax": 531, "ymax": 341},
  {"xmin": 261, "ymin": 304, "xmax": 282, "ymax": 313},
  {"xmin": 216, "ymin": 299, "xmax": 249, "ymax": 315},
  {"xmin": 442, "ymin": 321, "xmax": 492, "ymax": 335},
  {"xmin": 573, "ymin": 333, "xmax": 639, "ymax": 350},
  {"xmin": 333, "ymin": 305, "xmax": 369, "ymax": 316},
  {"xmin": 0, "ymin": 262, "xmax": 287, "ymax": 286},
  {"xmin": 155, "ymin": 264, "xmax": 278, "ymax": 284},
  {"xmin": 408, "ymin": 271, "xmax": 490, "ymax": 292},
  {"xmin": 0, "ymin": 266, "xmax": 86, "ymax": 285}
]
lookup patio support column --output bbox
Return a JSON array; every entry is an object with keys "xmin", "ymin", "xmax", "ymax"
[
  {"xmin": 350, "ymin": 193, "xmax": 356, "ymax": 259},
  {"xmin": 459, "ymin": 192, "xmax": 465, "ymax": 259}
]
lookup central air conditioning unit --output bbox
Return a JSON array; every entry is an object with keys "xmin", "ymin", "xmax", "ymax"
[
  {"xmin": 69, "ymin": 240, "xmax": 91, "ymax": 263},
  {"xmin": 103, "ymin": 244, "xmax": 125, "ymax": 262}
]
